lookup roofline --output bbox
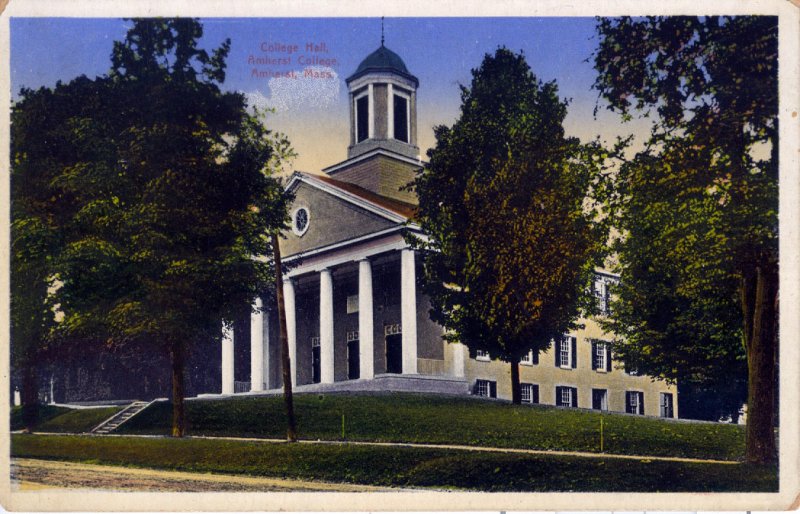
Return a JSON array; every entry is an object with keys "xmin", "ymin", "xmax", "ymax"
[
  {"xmin": 346, "ymin": 67, "xmax": 419, "ymax": 87},
  {"xmin": 323, "ymin": 148, "xmax": 426, "ymax": 175},
  {"xmin": 282, "ymin": 224, "xmax": 424, "ymax": 263},
  {"xmin": 285, "ymin": 172, "xmax": 409, "ymax": 224}
]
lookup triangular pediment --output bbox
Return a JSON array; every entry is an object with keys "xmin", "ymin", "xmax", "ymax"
[{"xmin": 281, "ymin": 174, "xmax": 410, "ymax": 258}]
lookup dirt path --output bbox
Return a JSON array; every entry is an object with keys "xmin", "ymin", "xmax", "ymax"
[
  {"xmin": 188, "ymin": 434, "xmax": 740, "ymax": 465},
  {"xmin": 25, "ymin": 431, "xmax": 741, "ymax": 465},
  {"xmin": 11, "ymin": 458, "xmax": 401, "ymax": 492}
]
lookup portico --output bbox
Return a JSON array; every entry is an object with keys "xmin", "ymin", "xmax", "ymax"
[{"xmin": 219, "ymin": 245, "xmax": 458, "ymax": 394}]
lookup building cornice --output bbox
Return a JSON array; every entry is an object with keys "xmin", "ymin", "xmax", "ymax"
[{"xmin": 322, "ymin": 148, "xmax": 426, "ymax": 176}]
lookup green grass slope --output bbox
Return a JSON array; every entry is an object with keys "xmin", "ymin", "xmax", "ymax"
[
  {"xmin": 11, "ymin": 405, "xmax": 71, "ymax": 431},
  {"xmin": 11, "ymin": 434, "xmax": 777, "ymax": 492},
  {"xmin": 119, "ymin": 392, "xmax": 746, "ymax": 461},
  {"xmin": 11, "ymin": 405, "xmax": 122, "ymax": 433}
]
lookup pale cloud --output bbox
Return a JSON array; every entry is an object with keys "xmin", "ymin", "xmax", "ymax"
[{"xmin": 244, "ymin": 66, "xmax": 340, "ymax": 115}]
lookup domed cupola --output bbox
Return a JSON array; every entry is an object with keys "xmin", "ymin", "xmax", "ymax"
[{"xmin": 345, "ymin": 43, "xmax": 419, "ymax": 160}]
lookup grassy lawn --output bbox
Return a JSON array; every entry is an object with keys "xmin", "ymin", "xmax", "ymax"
[
  {"xmin": 11, "ymin": 405, "xmax": 122, "ymax": 433},
  {"xmin": 11, "ymin": 434, "xmax": 776, "ymax": 492},
  {"xmin": 118, "ymin": 392, "xmax": 746, "ymax": 461},
  {"xmin": 11, "ymin": 405, "xmax": 72, "ymax": 431}
]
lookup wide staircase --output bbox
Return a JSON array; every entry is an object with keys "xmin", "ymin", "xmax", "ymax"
[{"xmin": 91, "ymin": 400, "xmax": 152, "ymax": 434}]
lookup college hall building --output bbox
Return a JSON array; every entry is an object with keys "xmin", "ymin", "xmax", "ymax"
[{"xmin": 217, "ymin": 43, "xmax": 678, "ymax": 418}]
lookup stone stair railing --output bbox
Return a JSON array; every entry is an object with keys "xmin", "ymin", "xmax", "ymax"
[{"xmin": 90, "ymin": 399, "xmax": 156, "ymax": 434}]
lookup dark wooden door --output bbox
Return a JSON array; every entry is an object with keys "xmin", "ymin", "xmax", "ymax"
[
  {"xmin": 311, "ymin": 346, "xmax": 321, "ymax": 383},
  {"xmin": 385, "ymin": 334, "xmax": 402, "ymax": 374},
  {"xmin": 348, "ymin": 340, "xmax": 360, "ymax": 380}
]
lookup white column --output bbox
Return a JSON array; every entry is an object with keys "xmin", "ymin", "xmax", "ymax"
[
  {"xmin": 359, "ymin": 259, "xmax": 374, "ymax": 379},
  {"xmin": 388, "ymin": 83, "xmax": 394, "ymax": 140},
  {"xmin": 401, "ymin": 249, "xmax": 418, "ymax": 374},
  {"xmin": 319, "ymin": 269, "xmax": 335, "ymax": 384},
  {"xmin": 368, "ymin": 83, "xmax": 374, "ymax": 139},
  {"xmin": 452, "ymin": 342, "xmax": 466, "ymax": 378},
  {"xmin": 250, "ymin": 297, "xmax": 264, "ymax": 392},
  {"xmin": 284, "ymin": 278, "xmax": 297, "ymax": 386},
  {"xmin": 221, "ymin": 323, "xmax": 234, "ymax": 395}
]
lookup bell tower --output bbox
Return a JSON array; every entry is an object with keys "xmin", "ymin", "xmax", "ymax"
[
  {"xmin": 344, "ymin": 43, "xmax": 419, "ymax": 160},
  {"xmin": 323, "ymin": 38, "xmax": 422, "ymax": 205}
]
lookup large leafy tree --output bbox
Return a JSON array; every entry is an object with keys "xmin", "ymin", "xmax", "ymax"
[
  {"xmin": 413, "ymin": 48, "xmax": 608, "ymax": 403},
  {"xmin": 11, "ymin": 18, "xmax": 288, "ymax": 437},
  {"xmin": 593, "ymin": 16, "xmax": 778, "ymax": 463},
  {"xmin": 10, "ymin": 78, "xmax": 100, "ymax": 430}
]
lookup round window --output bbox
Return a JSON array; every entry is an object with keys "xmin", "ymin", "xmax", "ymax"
[{"xmin": 293, "ymin": 207, "xmax": 310, "ymax": 236}]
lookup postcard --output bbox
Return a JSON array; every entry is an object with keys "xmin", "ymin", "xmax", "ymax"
[{"xmin": 1, "ymin": 0, "xmax": 798, "ymax": 511}]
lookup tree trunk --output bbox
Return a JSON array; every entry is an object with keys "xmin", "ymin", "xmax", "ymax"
[
  {"xmin": 21, "ymin": 364, "xmax": 39, "ymax": 433},
  {"xmin": 169, "ymin": 343, "xmax": 186, "ymax": 438},
  {"xmin": 740, "ymin": 261, "xmax": 778, "ymax": 464},
  {"xmin": 510, "ymin": 359, "xmax": 521, "ymax": 404},
  {"xmin": 272, "ymin": 233, "xmax": 297, "ymax": 442}
]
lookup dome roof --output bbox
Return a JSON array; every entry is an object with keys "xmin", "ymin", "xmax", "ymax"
[{"xmin": 346, "ymin": 45, "xmax": 419, "ymax": 86}]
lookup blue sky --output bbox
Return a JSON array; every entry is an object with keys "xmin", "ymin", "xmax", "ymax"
[{"xmin": 11, "ymin": 17, "xmax": 643, "ymax": 173}]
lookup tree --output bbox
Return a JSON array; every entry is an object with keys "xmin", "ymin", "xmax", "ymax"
[
  {"xmin": 10, "ymin": 78, "xmax": 98, "ymax": 430},
  {"xmin": 593, "ymin": 16, "xmax": 778, "ymax": 463},
  {"xmin": 271, "ymin": 233, "xmax": 297, "ymax": 441},
  {"xmin": 11, "ymin": 18, "xmax": 288, "ymax": 437},
  {"xmin": 413, "ymin": 48, "xmax": 608, "ymax": 403}
]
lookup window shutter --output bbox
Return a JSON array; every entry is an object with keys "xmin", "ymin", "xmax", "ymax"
[
  {"xmin": 591, "ymin": 342, "xmax": 597, "ymax": 370},
  {"xmin": 571, "ymin": 387, "xmax": 578, "ymax": 408},
  {"xmin": 532, "ymin": 385, "xmax": 539, "ymax": 404},
  {"xmin": 533, "ymin": 350, "xmax": 539, "ymax": 365},
  {"xmin": 555, "ymin": 386, "xmax": 562, "ymax": 406},
  {"xmin": 606, "ymin": 346, "xmax": 612, "ymax": 372},
  {"xmin": 489, "ymin": 381, "xmax": 497, "ymax": 398},
  {"xmin": 625, "ymin": 391, "xmax": 632, "ymax": 414},
  {"xmin": 638, "ymin": 392, "xmax": 644, "ymax": 415},
  {"xmin": 555, "ymin": 343, "xmax": 561, "ymax": 367},
  {"xmin": 571, "ymin": 337, "xmax": 577, "ymax": 369}
]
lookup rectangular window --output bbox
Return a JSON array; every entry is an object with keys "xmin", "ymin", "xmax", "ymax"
[
  {"xmin": 356, "ymin": 94, "xmax": 369, "ymax": 142},
  {"xmin": 593, "ymin": 341, "xmax": 609, "ymax": 372},
  {"xmin": 556, "ymin": 336, "xmax": 576, "ymax": 369},
  {"xmin": 346, "ymin": 294, "xmax": 359, "ymax": 314},
  {"xmin": 521, "ymin": 383, "xmax": 539, "ymax": 404},
  {"xmin": 384, "ymin": 323, "xmax": 402, "ymax": 336},
  {"xmin": 626, "ymin": 391, "xmax": 645, "ymax": 415},
  {"xmin": 559, "ymin": 338, "xmax": 571, "ymax": 368},
  {"xmin": 475, "ymin": 379, "xmax": 497, "ymax": 398},
  {"xmin": 520, "ymin": 349, "xmax": 535, "ymax": 365},
  {"xmin": 393, "ymin": 94, "xmax": 409, "ymax": 143},
  {"xmin": 476, "ymin": 349, "xmax": 490, "ymax": 362},
  {"xmin": 556, "ymin": 386, "xmax": 577, "ymax": 407},
  {"xmin": 660, "ymin": 392, "xmax": 674, "ymax": 418},
  {"xmin": 594, "ymin": 278, "xmax": 608, "ymax": 314}
]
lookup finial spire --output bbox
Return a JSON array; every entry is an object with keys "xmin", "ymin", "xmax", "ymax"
[{"xmin": 381, "ymin": 16, "xmax": 385, "ymax": 46}]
